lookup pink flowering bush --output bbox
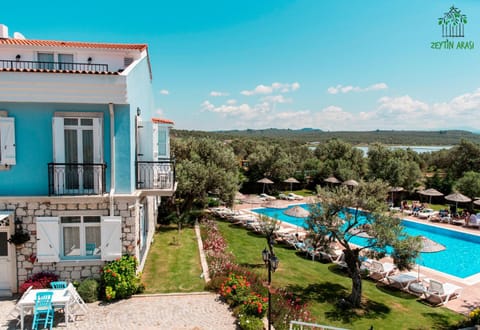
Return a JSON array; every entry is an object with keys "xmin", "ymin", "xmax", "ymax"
[{"xmin": 271, "ymin": 288, "xmax": 314, "ymax": 329}]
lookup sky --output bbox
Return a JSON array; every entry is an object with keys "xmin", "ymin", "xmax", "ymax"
[{"xmin": 3, "ymin": 0, "xmax": 480, "ymax": 132}]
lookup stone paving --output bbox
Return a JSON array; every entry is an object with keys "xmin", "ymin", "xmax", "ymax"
[{"xmin": 0, "ymin": 292, "xmax": 239, "ymax": 330}]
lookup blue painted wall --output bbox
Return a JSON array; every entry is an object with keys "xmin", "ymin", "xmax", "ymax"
[
  {"xmin": 0, "ymin": 103, "xmax": 112, "ymax": 196},
  {"xmin": 0, "ymin": 57, "xmax": 154, "ymax": 196},
  {"xmin": 122, "ymin": 56, "xmax": 155, "ymax": 193}
]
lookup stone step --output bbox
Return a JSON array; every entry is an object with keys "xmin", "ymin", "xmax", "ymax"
[{"xmin": 0, "ymin": 289, "xmax": 12, "ymax": 297}]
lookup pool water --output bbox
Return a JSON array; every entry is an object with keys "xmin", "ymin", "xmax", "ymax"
[{"xmin": 253, "ymin": 204, "xmax": 480, "ymax": 279}]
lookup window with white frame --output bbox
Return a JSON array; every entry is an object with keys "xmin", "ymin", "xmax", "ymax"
[
  {"xmin": 0, "ymin": 116, "xmax": 16, "ymax": 166},
  {"xmin": 36, "ymin": 216, "xmax": 122, "ymax": 263},
  {"xmin": 61, "ymin": 216, "xmax": 101, "ymax": 258},
  {"xmin": 52, "ymin": 113, "xmax": 103, "ymax": 194},
  {"xmin": 38, "ymin": 53, "xmax": 74, "ymax": 70}
]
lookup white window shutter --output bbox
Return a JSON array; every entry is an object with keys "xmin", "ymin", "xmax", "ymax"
[
  {"xmin": 0, "ymin": 117, "xmax": 16, "ymax": 165},
  {"xmin": 36, "ymin": 217, "xmax": 60, "ymax": 263},
  {"xmin": 101, "ymin": 216, "xmax": 122, "ymax": 261},
  {"xmin": 93, "ymin": 117, "xmax": 103, "ymax": 163},
  {"xmin": 52, "ymin": 117, "xmax": 65, "ymax": 163}
]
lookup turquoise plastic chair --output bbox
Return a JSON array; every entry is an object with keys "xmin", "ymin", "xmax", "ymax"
[
  {"xmin": 32, "ymin": 291, "xmax": 54, "ymax": 330},
  {"xmin": 86, "ymin": 243, "xmax": 96, "ymax": 256},
  {"xmin": 50, "ymin": 281, "xmax": 67, "ymax": 289}
]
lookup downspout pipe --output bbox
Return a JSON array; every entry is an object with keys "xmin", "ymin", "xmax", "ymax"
[{"xmin": 109, "ymin": 103, "xmax": 115, "ymax": 215}]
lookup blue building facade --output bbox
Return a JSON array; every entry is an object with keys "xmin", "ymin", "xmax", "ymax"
[{"xmin": 0, "ymin": 25, "xmax": 175, "ymax": 295}]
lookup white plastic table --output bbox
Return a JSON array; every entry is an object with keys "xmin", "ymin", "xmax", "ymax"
[{"xmin": 17, "ymin": 288, "xmax": 71, "ymax": 330}]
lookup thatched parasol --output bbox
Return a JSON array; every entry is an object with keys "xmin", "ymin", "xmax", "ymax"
[
  {"xmin": 418, "ymin": 188, "xmax": 444, "ymax": 204},
  {"xmin": 257, "ymin": 177, "xmax": 274, "ymax": 193},
  {"xmin": 474, "ymin": 199, "xmax": 480, "ymax": 206},
  {"xmin": 324, "ymin": 176, "xmax": 340, "ymax": 184},
  {"xmin": 445, "ymin": 192, "xmax": 471, "ymax": 210},
  {"xmin": 343, "ymin": 179, "xmax": 359, "ymax": 187},
  {"xmin": 284, "ymin": 177, "xmax": 300, "ymax": 192},
  {"xmin": 283, "ymin": 206, "xmax": 310, "ymax": 218},
  {"xmin": 420, "ymin": 236, "xmax": 445, "ymax": 253},
  {"xmin": 388, "ymin": 186, "xmax": 404, "ymax": 206}
]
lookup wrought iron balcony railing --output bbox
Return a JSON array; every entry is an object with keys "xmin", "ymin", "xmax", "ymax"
[
  {"xmin": 48, "ymin": 163, "xmax": 107, "ymax": 196},
  {"xmin": 136, "ymin": 160, "xmax": 176, "ymax": 190},
  {"xmin": 0, "ymin": 59, "xmax": 109, "ymax": 72}
]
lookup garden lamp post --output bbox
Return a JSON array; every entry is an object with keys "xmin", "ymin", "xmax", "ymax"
[{"xmin": 262, "ymin": 247, "xmax": 279, "ymax": 330}]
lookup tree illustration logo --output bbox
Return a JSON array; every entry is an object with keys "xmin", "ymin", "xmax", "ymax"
[{"xmin": 438, "ymin": 5, "xmax": 467, "ymax": 38}]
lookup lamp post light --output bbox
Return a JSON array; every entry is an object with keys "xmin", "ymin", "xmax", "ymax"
[{"xmin": 262, "ymin": 247, "xmax": 279, "ymax": 330}]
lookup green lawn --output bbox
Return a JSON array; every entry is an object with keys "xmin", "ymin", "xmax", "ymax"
[
  {"xmin": 141, "ymin": 225, "xmax": 205, "ymax": 293},
  {"xmin": 216, "ymin": 220, "xmax": 465, "ymax": 330}
]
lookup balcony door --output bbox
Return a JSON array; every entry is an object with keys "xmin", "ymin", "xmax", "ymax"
[{"xmin": 53, "ymin": 115, "xmax": 103, "ymax": 194}]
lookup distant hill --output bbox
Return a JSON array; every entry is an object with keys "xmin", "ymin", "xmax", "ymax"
[{"xmin": 172, "ymin": 128, "xmax": 480, "ymax": 145}]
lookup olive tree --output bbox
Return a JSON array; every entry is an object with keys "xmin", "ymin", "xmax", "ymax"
[
  {"xmin": 172, "ymin": 137, "xmax": 240, "ymax": 212},
  {"xmin": 305, "ymin": 181, "xmax": 421, "ymax": 308},
  {"xmin": 455, "ymin": 171, "xmax": 480, "ymax": 202}
]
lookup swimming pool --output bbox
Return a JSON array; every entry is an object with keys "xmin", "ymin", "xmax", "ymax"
[{"xmin": 253, "ymin": 204, "xmax": 480, "ymax": 279}]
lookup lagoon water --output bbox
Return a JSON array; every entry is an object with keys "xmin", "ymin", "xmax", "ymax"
[{"xmin": 356, "ymin": 145, "xmax": 452, "ymax": 155}]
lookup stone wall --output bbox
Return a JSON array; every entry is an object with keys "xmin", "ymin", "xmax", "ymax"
[{"xmin": 0, "ymin": 195, "xmax": 139, "ymax": 287}]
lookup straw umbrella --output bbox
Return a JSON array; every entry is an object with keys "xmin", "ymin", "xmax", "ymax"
[
  {"xmin": 283, "ymin": 206, "xmax": 310, "ymax": 218},
  {"xmin": 343, "ymin": 179, "xmax": 359, "ymax": 187},
  {"xmin": 388, "ymin": 186, "xmax": 404, "ymax": 206},
  {"xmin": 257, "ymin": 177, "xmax": 274, "ymax": 193},
  {"xmin": 445, "ymin": 192, "xmax": 471, "ymax": 212},
  {"xmin": 474, "ymin": 199, "xmax": 480, "ymax": 207},
  {"xmin": 324, "ymin": 176, "xmax": 341, "ymax": 187},
  {"xmin": 418, "ymin": 188, "xmax": 444, "ymax": 204},
  {"xmin": 284, "ymin": 177, "xmax": 300, "ymax": 192}
]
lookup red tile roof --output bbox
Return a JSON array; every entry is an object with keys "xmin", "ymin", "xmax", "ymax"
[
  {"xmin": 152, "ymin": 118, "xmax": 175, "ymax": 125},
  {"xmin": 0, "ymin": 38, "xmax": 147, "ymax": 51}
]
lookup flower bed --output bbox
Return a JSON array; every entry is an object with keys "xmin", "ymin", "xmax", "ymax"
[{"xmin": 201, "ymin": 218, "xmax": 314, "ymax": 330}]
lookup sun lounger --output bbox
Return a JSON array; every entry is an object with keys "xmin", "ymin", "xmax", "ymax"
[
  {"xmin": 367, "ymin": 260, "xmax": 397, "ymax": 281},
  {"xmin": 423, "ymin": 279, "xmax": 462, "ymax": 306},
  {"xmin": 387, "ymin": 271, "xmax": 422, "ymax": 290}
]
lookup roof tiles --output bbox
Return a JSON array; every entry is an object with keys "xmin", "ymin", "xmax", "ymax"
[{"xmin": 0, "ymin": 38, "xmax": 147, "ymax": 51}]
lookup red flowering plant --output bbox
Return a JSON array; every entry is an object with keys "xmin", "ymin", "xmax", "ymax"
[
  {"xmin": 240, "ymin": 292, "xmax": 268, "ymax": 318},
  {"xmin": 219, "ymin": 273, "xmax": 251, "ymax": 306},
  {"xmin": 271, "ymin": 288, "xmax": 314, "ymax": 329},
  {"xmin": 19, "ymin": 271, "xmax": 59, "ymax": 293}
]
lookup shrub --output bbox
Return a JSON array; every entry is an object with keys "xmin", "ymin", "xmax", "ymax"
[
  {"xmin": 239, "ymin": 292, "xmax": 268, "ymax": 318},
  {"xmin": 19, "ymin": 271, "xmax": 59, "ymax": 293},
  {"xmin": 77, "ymin": 278, "xmax": 99, "ymax": 303},
  {"xmin": 238, "ymin": 314, "xmax": 264, "ymax": 330},
  {"xmin": 101, "ymin": 255, "xmax": 143, "ymax": 301},
  {"xmin": 219, "ymin": 273, "xmax": 251, "ymax": 306},
  {"xmin": 271, "ymin": 288, "xmax": 314, "ymax": 330}
]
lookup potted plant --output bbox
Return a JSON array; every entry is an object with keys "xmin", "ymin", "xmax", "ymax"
[{"xmin": 8, "ymin": 230, "xmax": 31, "ymax": 245}]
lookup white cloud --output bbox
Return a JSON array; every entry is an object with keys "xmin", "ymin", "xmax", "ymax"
[
  {"xmin": 327, "ymin": 83, "xmax": 388, "ymax": 94},
  {"xmin": 261, "ymin": 95, "xmax": 292, "ymax": 104},
  {"xmin": 241, "ymin": 82, "xmax": 300, "ymax": 96},
  {"xmin": 159, "ymin": 89, "xmax": 170, "ymax": 95},
  {"xmin": 199, "ymin": 88, "xmax": 480, "ymax": 131},
  {"xmin": 210, "ymin": 91, "xmax": 229, "ymax": 97}
]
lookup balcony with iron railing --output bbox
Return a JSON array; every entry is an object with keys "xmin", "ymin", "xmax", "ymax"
[
  {"xmin": 0, "ymin": 59, "xmax": 110, "ymax": 72},
  {"xmin": 136, "ymin": 160, "xmax": 176, "ymax": 192},
  {"xmin": 48, "ymin": 163, "xmax": 107, "ymax": 196}
]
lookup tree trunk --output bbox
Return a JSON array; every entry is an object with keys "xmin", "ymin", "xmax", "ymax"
[{"xmin": 345, "ymin": 248, "xmax": 362, "ymax": 307}]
